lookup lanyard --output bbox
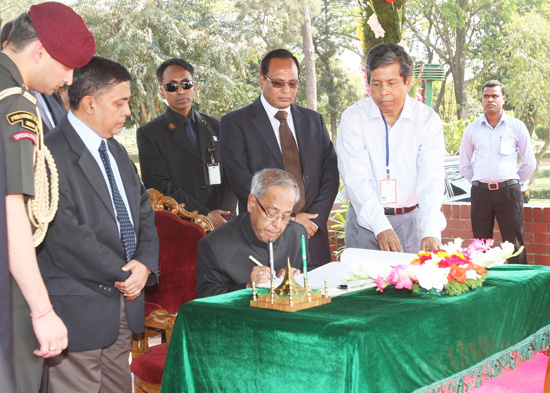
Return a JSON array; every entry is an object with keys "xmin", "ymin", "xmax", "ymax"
[{"xmin": 382, "ymin": 114, "xmax": 390, "ymax": 179}]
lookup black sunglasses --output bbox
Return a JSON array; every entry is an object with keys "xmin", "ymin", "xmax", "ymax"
[
  {"xmin": 263, "ymin": 75, "xmax": 299, "ymax": 89},
  {"xmin": 162, "ymin": 80, "xmax": 194, "ymax": 92}
]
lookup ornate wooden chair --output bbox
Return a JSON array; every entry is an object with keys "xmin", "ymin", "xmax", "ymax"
[{"xmin": 131, "ymin": 189, "xmax": 211, "ymax": 393}]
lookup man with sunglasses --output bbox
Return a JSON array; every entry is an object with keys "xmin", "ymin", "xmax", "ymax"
[
  {"xmin": 137, "ymin": 58, "xmax": 236, "ymax": 228},
  {"xmin": 196, "ymin": 169, "xmax": 307, "ymax": 298},
  {"xmin": 220, "ymin": 49, "xmax": 338, "ymax": 269}
]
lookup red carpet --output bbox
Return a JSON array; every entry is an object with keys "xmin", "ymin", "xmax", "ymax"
[{"xmin": 471, "ymin": 352, "xmax": 547, "ymax": 392}]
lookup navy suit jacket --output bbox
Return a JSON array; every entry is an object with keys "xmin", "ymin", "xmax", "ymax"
[
  {"xmin": 219, "ymin": 97, "xmax": 339, "ymax": 267},
  {"xmin": 38, "ymin": 117, "xmax": 159, "ymax": 352}
]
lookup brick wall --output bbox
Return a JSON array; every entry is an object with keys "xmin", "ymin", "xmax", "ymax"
[{"xmin": 442, "ymin": 202, "xmax": 550, "ymax": 266}]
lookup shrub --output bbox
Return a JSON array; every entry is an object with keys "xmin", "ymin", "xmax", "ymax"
[
  {"xmin": 535, "ymin": 125, "xmax": 550, "ymax": 141},
  {"xmin": 443, "ymin": 118, "xmax": 475, "ymax": 155},
  {"xmin": 530, "ymin": 189, "xmax": 550, "ymax": 199}
]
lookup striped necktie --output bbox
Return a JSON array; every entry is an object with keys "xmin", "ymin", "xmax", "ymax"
[{"xmin": 98, "ymin": 140, "xmax": 136, "ymax": 261}]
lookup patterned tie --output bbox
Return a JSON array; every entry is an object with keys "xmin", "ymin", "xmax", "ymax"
[
  {"xmin": 274, "ymin": 111, "xmax": 306, "ymax": 213},
  {"xmin": 98, "ymin": 140, "xmax": 136, "ymax": 261}
]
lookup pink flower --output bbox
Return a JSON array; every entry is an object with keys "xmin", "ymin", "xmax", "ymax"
[
  {"xmin": 387, "ymin": 265, "xmax": 413, "ymax": 290},
  {"xmin": 374, "ymin": 277, "xmax": 387, "ymax": 292},
  {"xmin": 465, "ymin": 239, "xmax": 493, "ymax": 257}
]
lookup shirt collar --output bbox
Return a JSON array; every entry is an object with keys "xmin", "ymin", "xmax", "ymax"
[
  {"xmin": 260, "ymin": 94, "xmax": 292, "ymax": 119},
  {"xmin": 67, "ymin": 111, "xmax": 107, "ymax": 152},
  {"xmin": 367, "ymin": 95, "xmax": 414, "ymax": 123},
  {"xmin": 481, "ymin": 111, "xmax": 510, "ymax": 127},
  {"xmin": 167, "ymin": 106, "xmax": 194, "ymax": 127}
]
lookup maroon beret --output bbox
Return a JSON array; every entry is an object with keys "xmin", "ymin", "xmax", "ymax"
[{"xmin": 29, "ymin": 2, "xmax": 95, "ymax": 69}]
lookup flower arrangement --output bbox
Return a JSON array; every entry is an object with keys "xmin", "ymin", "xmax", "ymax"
[{"xmin": 346, "ymin": 239, "xmax": 523, "ymax": 296}]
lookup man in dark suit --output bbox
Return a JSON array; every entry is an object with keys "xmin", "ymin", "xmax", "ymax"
[
  {"xmin": 220, "ymin": 49, "xmax": 339, "ymax": 269},
  {"xmin": 196, "ymin": 168, "xmax": 307, "ymax": 298},
  {"xmin": 137, "ymin": 58, "xmax": 236, "ymax": 228},
  {"xmin": 39, "ymin": 56, "xmax": 159, "ymax": 393}
]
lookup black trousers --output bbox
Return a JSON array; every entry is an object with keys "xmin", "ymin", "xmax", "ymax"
[{"xmin": 470, "ymin": 183, "xmax": 526, "ymax": 264}]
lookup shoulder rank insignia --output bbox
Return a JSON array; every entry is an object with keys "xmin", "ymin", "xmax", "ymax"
[{"xmin": 6, "ymin": 111, "xmax": 39, "ymax": 134}]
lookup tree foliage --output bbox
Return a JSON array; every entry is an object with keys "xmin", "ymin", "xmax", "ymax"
[
  {"xmin": 404, "ymin": 0, "xmax": 542, "ymax": 120},
  {"xmin": 75, "ymin": 0, "xmax": 258, "ymax": 126}
]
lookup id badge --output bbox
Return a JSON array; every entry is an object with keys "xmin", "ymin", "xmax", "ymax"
[
  {"xmin": 500, "ymin": 138, "xmax": 514, "ymax": 155},
  {"xmin": 208, "ymin": 164, "xmax": 221, "ymax": 185},
  {"xmin": 380, "ymin": 179, "xmax": 397, "ymax": 204}
]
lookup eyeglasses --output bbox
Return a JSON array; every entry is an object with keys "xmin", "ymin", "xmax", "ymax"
[
  {"xmin": 254, "ymin": 195, "xmax": 295, "ymax": 223},
  {"xmin": 162, "ymin": 80, "xmax": 194, "ymax": 92},
  {"xmin": 263, "ymin": 75, "xmax": 299, "ymax": 89}
]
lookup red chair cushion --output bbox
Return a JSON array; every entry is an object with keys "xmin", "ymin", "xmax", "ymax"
[
  {"xmin": 145, "ymin": 210, "xmax": 205, "ymax": 313},
  {"xmin": 130, "ymin": 343, "xmax": 167, "ymax": 384}
]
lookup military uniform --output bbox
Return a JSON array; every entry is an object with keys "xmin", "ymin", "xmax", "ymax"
[{"xmin": 0, "ymin": 52, "xmax": 43, "ymax": 393}]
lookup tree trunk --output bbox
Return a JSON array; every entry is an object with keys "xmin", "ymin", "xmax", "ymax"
[{"xmin": 301, "ymin": 5, "xmax": 317, "ymax": 111}]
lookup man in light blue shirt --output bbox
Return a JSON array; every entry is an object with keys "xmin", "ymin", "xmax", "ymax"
[{"xmin": 459, "ymin": 80, "xmax": 535, "ymax": 264}]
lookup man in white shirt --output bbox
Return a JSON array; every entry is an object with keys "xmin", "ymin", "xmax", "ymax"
[
  {"xmin": 459, "ymin": 80, "xmax": 535, "ymax": 264},
  {"xmin": 338, "ymin": 43, "xmax": 446, "ymax": 253}
]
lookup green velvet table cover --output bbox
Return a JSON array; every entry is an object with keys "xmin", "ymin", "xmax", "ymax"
[{"xmin": 161, "ymin": 265, "xmax": 550, "ymax": 393}]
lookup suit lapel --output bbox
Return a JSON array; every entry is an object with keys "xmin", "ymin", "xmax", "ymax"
[
  {"xmin": 194, "ymin": 110, "xmax": 215, "ymax": 154},
  {"xmin": 251, "ymin": 98, "xmax": 284, "ymax": 167},
  {"xmin": 61, "ymin": 119, "xmax": 115, "ymax": 220},
  {"xmin": 165, "ymin": 109, "xmax": 200, "ymax": 159}
]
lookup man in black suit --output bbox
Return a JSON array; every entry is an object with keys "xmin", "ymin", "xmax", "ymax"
[
  {"xmin": 39, "ymin": 56, "xmax": 159, "ymax": 393},
  {"xmin": 196, "ymin": 168, "xmax": 307, "ymax": 298},
  {"xmin": 137, "ymin": 58, "xmax": 236, "ymax": 228},
  {"xmin": 220, "ymin": 49, "xmax": 339, "ymax": 269}
]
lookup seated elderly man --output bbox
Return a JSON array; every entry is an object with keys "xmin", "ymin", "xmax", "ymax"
[{"xmin": 196, "ymin": 168, "xmax": 307, "ymax": 298}]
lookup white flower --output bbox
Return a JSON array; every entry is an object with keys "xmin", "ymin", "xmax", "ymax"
[
  {"xmin": 441, "ymin": 238, "xmax": 464, "ymax": 255},
  {"xmin": 367, "ymin": 14, "xmax": 385, "ymax": 38},
  {"xmin": 465, "ymin": 269, "xmax": 480, "ymax": 280},
  {"xmin": 470, "ymin": 241, "xmax": 518, "ymax": 268},
  {"xmin": 409, "ymin": 261, "xmax": 449, "ymax": 291}
]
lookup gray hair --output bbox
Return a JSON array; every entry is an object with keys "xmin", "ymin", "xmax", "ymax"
[
  {"xmin": 366, "ymin": 42, "xmax": 413, "ymax": 84},
  {"xmin": 483, "ymin": 80, "xmax": 505, "ymax": 96},
  {"xmin": 250, "ymin": 168, "xmax": 300, "ymax": 202}
]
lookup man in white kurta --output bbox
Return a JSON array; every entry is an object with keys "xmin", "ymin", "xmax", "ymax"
[{"xmin": 337, "ymin": 43, "xmax": 446, "ymax": 253}]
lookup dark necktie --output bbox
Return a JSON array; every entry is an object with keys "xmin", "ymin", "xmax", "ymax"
[
  {"xmin": 184, "ymin": 117, "xmax": 198, "ymax": 150},
  {"xmin": 99, "ymin": 140, "xmax": 136, "ymax": 261},
  {"xmin": 274, "ymin": 111, "xmax": 305, "ymax": 213}
]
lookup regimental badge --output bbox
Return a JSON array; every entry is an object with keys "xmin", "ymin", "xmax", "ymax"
[
  {"xmin": 6, "ymin": 111, "xmax": 39, "ymax": 133},
  {"xmin": 169, "ymin": 123, "xmax": 176, "ymax": 129}
]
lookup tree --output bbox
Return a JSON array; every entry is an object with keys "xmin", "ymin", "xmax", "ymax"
[
  {"xmin": 75, "ymin": 0, "xmax": 258, "ymax": 126},
  {"xmin": 497, "ymin": 9, "xmax": 550, "ymax": 183},
  {"xmin": 404, "ymin": 0, "xmax": 544, "ymax": 120},
  {"xmin": 313, "ymin": 0, "xmax": 363, "ymax": 139},
  {"xmin": 358, "ymin": 0, "xmax": 408, "ymax": 54},
  {"xmin": 232, "ymin": 0, "xmax": 322, "ymax": 109}
]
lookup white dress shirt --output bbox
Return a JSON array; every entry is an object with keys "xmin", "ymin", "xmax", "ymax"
[
  {"xmin": 260, "ymin": 94, "xmax": 298, "ymax": 150},
  {"xmin": 459, "ymin": 111, "xmax": 536, "ymax": 184},
  {"xmin": 68, "ymin": 111, "xmax": 135, "ymax": 233},
  {"xmin": 337, "ymin": 96, "xmax": 446, "ymax": 239}
]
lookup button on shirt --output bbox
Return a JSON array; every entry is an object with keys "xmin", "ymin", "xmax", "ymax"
[
  {"xmin": 260, "ymin": 94, "xmax": 299, "ymax": 151},
  {"xmin": 67, "ymin": 111, "xmax": 135, "ymax": 233},
  {"xmin": 459, "ymin": 111, "xmax": 536, "ymax": 184},
  {"xmin": 337, "ymin": 95, "xmax": 446, "ymax": 238}
]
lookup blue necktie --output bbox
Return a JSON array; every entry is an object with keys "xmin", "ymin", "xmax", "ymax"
[{"xmin": 99, "ymin": 140, "xmax": 136, "ymax": 261}]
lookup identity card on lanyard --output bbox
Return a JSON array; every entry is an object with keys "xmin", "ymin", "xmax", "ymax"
[
  {"xmin": 379, "ymin": 115, "xmax": 397, "ymax": 204},
  {"xmin": 207, "ymin": 146, "xmax": 222, "ymax": 185}
]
